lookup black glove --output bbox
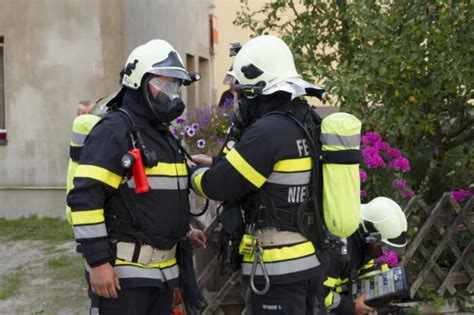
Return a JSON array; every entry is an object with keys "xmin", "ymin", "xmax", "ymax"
[{"xmin": 177, "ymin": 239, "xmax": 206, "ymax": 315}]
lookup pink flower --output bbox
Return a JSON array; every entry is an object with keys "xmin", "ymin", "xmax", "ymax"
[
  {"xmin": 392, "ymin": 179, "xmax": 407, "ymax": 190},
  {"xmin": 376, "ymin": 249, "xmax": 399, "ymax": 268},
  {"xmin": 361, "ymin": 131, "xmax": 382, "ymax": 145},
  {"xmin": 389, "ymin": 157, "xmax": 411, "ymax": 172},
  {"xmin": 376, "ymin": 141, "xmax": 391, "ymax": 151},
  {"xmin": 360, "ymin": 190, "xmax": 368, "ymax": 199},
  {"xmin": 403, "ymin": 190, "xmax": 415, "ymax": 199},
  {"xmin": 451, "ymin": 189, "xmax": 472, "ymax": 203},
  {"xmin": 359, "ymin": 170, "xmax": 368, "ymax": 182},
  {"xmin": 384, "ymin": 148, "xmax": 401, "ymax": 160},
  {"xmin": 363, "ymin": 152, "xmax": 386, "ymax": 169}
]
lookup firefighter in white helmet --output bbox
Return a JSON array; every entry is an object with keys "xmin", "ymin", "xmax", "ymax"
[
  {"xmin": 190, "ymin": 35, "xmax": 325, "ymax": 314},
  {"xmin": 67, "ymin": 39, "xmax": 206, "ymax": 315},
  {"xmin": 321, "ymin": 197, "xmax": 408, "ymax": 315}
]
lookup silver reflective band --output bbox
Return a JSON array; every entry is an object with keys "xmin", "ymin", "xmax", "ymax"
[
  {"xmin": 114, "ymin": 264, "xmax": 179, "ymax": 280},
  {"xmin": 320, "ymin": 134, "xmax": 360, "ymax": 147},
  {"xmin": 266, "ymin": 171, "xmax": 310, "ymax": 185},
  {"xmin": 242, "ymin": 254, "xmax": 320, "ymax": 276},
  {"xmin": 74, "ymin": 223, "xmax": 107, "ymax": 239},
  {"xmin": 71, "ymin": 132, "xmax": 87, "ymax": 146},
  {"xmin": 128, "ymin": 176, "xmax": 188, "ymax": 190}
]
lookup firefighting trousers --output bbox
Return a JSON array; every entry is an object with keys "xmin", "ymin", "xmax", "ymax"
[
  {"xmin": 89, "ymin": 286, "xmax": 173, "ymax": 315},
  {"xmin": 247, "ymin": 274, "xmax": 322, "ymax": 315}
]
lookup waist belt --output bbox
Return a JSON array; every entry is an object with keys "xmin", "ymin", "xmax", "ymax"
[
  {"xmin": 115, "ymin": 241, "xmax": 177, "ymax": 265},
  {"xmin": 256, "ymin": 227, "xmax": 308, "ymax": 246}
]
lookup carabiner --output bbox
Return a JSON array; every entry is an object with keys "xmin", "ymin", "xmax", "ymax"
[{"xmin": 250, "ymin": 245, "xmax": 270, "ymax": 295}]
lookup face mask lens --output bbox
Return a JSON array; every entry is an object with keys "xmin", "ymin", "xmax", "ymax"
[{"xmin": 148, "ymin": 77, "xmax": 181, "ymax": 100}]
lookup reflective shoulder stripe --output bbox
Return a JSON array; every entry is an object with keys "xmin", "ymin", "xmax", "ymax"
[
  {"xmin": 360, "ymin": 259, "xmax": 375, "ymax": 271},
  {"xmin": 320, "ymin": 134, "xmax": 360, "ymax": 148},
  {"xmin": 191, "ymin": 169, "xmax": 209, "ymax": 199},
  {"xmin": 226, "ymin": 149, "xmax": 266, "ymax": 188},
  {"xmin": 242, "ymin": 241, "xmax": 315, "ymax": 263},
  {"xmin": 71, "ymin": 132, "xmax": 87, "ymax": 146},
  {"xmin": 223, "ymin": 146, "xmax": 230, "ymax": 154},
  {"xmin": 323, "ymin": 277, "xmax": 339, "ymax": 288},
  {"xmin": 273, "ymin": 157, "xmax": 312, "ymax": 172},
  {"xmin": 75, "ymin": 164, "xmax": 122, "ymax": 188},
  {"xmin": 146, "ymin": 163, "xmax": 188, "ymax": 176},
  {"xmin": 70, "ymin": 209, "xmax": 105, "ymax": 225}
]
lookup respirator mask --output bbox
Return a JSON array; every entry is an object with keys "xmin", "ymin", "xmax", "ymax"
[{"xmin": 144, "ymin": 76, "xmax": 185, "ymax": 123}]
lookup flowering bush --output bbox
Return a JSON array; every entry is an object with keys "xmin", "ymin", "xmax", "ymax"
[
  {"xmin": 451, "ymin": 188, "xmax": 472, "ymax": 203},
  {"xmin": 171, "ymin": 101, "xmax": 234, "ymax": 155},
  {"xmin": 360, "ymin": 131, "xmax": 414, "ymax": 203},
  {"xmin": 375, "ymin": 249, "xmax": 399, "ymax": 268}
]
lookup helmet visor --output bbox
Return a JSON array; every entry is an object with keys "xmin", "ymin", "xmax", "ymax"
[{"xmin": 148, "ymin": 68, "xmax": 191, "ymax": 83}]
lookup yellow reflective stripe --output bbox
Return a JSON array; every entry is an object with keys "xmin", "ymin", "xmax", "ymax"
[
  {"xmin": 335, "ymin": 286, "xmax": 344, "ymax": 293},
  {"xmin": 75, "ymin": 165, "xmax": 122, "ymax": 188},
  {"xmin": 146, "ymin": 163, "xmax": 187, "ymax": 176},
  {"xmin": 226, "ymin": 149, "xmax": 266, "ymax": 188},
  {"xmin": 114, "ymin": 257, "xmax": 177, "ymax": 269},
  {"xmin": 323, "ymin": 277, "xmax": 338, "ymax": 288},
  {"xmin": 223, "ymin": 146, "xmax": 229, "ymax": 154},
  {"xmin": 324, "ymin": 291, "xmax": 334, "ymax": 308},
  {"xmin": 381, "ymin": 263, "xmax": 390, "ymax": 272},
  {"xmin": 273, "ymin": 157, "xmax": 312, "ymax": 172},
  {"xmin": 194, "ymin": 172, "xmax": 209, "ymax": 199},
  {"xmin": 71, "ymin": 209, "xmax": 104, "ymax": 225},
  {"xmin": 243, "ymin": 241, "xmax": 315, "ymax": 263},
  {"xmin": 361, "ymin": 259, "xmax": 375, "ymax": 270}
]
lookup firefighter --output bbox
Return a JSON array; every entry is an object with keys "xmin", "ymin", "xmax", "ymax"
[
  {"xmin": 321, "ymin": 197, "xmax": 408, "ymax": 315},
  {"xmin": 190, "ymin": 35, "xmax": 326, "ymax": 314},
  {"xmin": 67, "ymin": 39, "xmax": 206, "ymax": 315}
]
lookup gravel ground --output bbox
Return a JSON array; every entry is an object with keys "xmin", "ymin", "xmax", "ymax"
[{"xmin": 0, "ymin": 239, "xmax": 89, "ymax": 315}]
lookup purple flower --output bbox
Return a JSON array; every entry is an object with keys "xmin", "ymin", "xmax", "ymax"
[
  {"xmin": 360, "ymin": 190, "xmax": 368, "ymax": 199},
  {"xmin": 389, "ymin": 157, "xmax": 411, "ymax": 172},
  {"xmin": 176, "ymin": 117, "xmax": 185, "ymax": 124},
  {"xmin": 409, "ymin": 259, "xmax": 417, "ymax": 264},
  {"xmin": 196, "ymin": 139, "xmax": 205, "ymax": 149},
  {"xmin": 403, "ymin": 190, "xmax": 415, "ymax": 199},
  {"xmin": 376, "ymin": 249, "xmax": 399, "ymax": 268},
  {"xmin": 392, "ymin": 179, "xmax": 407, "ymax": 190},
  {"xmin": 184, "ymin": 125, "xmax": 191, "ymax": 133},
  {"xmin": 191, "ymin": 123, "xmax": 200, "ymax": 130},
  {"xmin": 376, "ymin": 141, "xmax": 391, "ymax": 151},
  {"xmin": 384, "ymin": 148, "xmax": 401, "ymax": 160},
  {"xmin": 171, "ymin": 127, "xmax": 178, "ymax": 136},
  {"xmin": 361, "ymin": 131, "xmax": 382, "ymax": 145},
  {"xmin": 359, "ymin": 170, "xmax": 368, "ymax": 182},
  {"xmin": 186, "ymin": 128, "xmax": 195, "ymax": 137},
  {"xmin": 363, "ymin": 152, "xmax": 386, "ymax": 169},
  {"xmin": 451, "ymin": 189, "xmax": 472, "ymax": 203}
]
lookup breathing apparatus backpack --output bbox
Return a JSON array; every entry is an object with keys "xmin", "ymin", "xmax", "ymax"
[{"xmin": 273, "ymin": 108, "xmax": 362, "ymax": 256}]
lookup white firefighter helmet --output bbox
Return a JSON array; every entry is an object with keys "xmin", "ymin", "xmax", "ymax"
[
  {"xmin": 233, "ymin": 35, "xmax": 300, "ymax": 92},
  {"xmin": 360, "ymin": 197, "xmax": 408, "ymax": 248},
  {"xmin": 233, "ymin": 35, "xmax": 324, "ymax": 98},
  {"xmin": 121, "ymin": 39, "xmax": 191, "ymax": 89}
]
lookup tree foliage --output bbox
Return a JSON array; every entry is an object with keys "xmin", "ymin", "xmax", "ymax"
[{"xmin": 235, "ymin": 0, "xmax": 473, "ymax": 201}]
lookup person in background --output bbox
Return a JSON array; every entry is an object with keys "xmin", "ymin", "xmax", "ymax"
[
  {"xmin": 320, "ymin": 197, "xmax": 408, "ymax": 315},
  {"xmin": 76, "ymin": 100, "xmax": 94, "ymax": 116}
]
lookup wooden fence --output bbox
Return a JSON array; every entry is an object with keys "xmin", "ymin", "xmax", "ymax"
[{"xmin": 400, "ymin": 193, "xmax": 474, "ymax": 298}]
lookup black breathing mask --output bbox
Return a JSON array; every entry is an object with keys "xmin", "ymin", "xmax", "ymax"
[{"xmin": 143, "ymin": 76, "xmax": 185, "ymax": 123}]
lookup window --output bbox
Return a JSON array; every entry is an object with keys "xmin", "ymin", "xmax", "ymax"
[
  {"xmin": 198, "ymin": 57, "xmax": 210, "ymax": 106},
  {"xmin": 0, "ymin": 36, "xmax": 6, "ymax": 145}
]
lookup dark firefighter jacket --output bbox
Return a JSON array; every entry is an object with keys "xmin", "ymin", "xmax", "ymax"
[
  {"xmin": 191, "ymin": 94, "xmax": 321, "ymax": 285},
  {"xmin": 321, "ymin": 232, "xmax": 389, "ymax": 314},
  {"xmin": 67, "ymin": 89, "xmax": 190, "ymax": 288}
]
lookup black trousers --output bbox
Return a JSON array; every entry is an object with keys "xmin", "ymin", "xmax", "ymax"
[
  {"xmin": 248, "ymin": 276, "xmax": 321, "ymax": 315},
  {"xmin": 90, "ymin": 287, "xmax": 174, "ymax": 315}
]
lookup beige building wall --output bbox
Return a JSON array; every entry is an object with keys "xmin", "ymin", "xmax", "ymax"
[
  {"xmin": 212, "ymin": 0, "xmax": 326, "ymax": 107},
  {"xmin": 0, "ymin": 0, "xmax": 213, "ymax": 218}
]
